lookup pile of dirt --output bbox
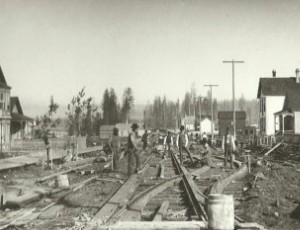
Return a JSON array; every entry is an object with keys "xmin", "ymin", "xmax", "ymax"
[{"xmin": 239, "ymin": 161, "xmax": 300, "ymax": 229}]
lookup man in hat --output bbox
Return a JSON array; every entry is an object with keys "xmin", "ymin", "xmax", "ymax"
[
  {"xmin": 127, "ymin": 123, "xmax": 140, "ymax": 175},
  {"xmin": 222, "ymin": 127, "xmax": 236, "ymax": 169},
  {"xmin": 176, "ymin": 125, "xmax": 194, "ymax": 164},
  {"xmin": 163, "ymin": 131, "xmax": 173, "ymax": 157}
]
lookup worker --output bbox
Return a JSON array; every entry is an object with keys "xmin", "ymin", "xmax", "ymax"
[
  {"xmin": 176, "ymin": 125, "xmax": 194, "ymax": 164},
  {"xmin": 222, "ymin": 127, "xmax": 236, "ymax": 169},
  {"xmin": 127, "ymin": 123, "xmax": 140, "ymax": 175},
  {"xmin": 163, "ymin": 131, "xmax": 173, "ymax": 157},
  {"xmin": 201, "ymin": 143, "xmax": 215, "ymax": 168},
  {"xmin": 43, "ymin": 135, "xmax": 52, "ymax": 170},
  {"xmin": 141, "ymin": 130, "xmax": 149, "ymax": 152},
  {"xmin": 110, "ymin": 127, "xmax": 121, "ymax": 171},
  {"xmin": 202, "ymin": 132, "xmax": 208, "ymax": 145}
]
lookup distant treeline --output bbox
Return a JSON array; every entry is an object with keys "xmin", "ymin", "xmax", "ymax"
[{"xmin": 144, "ymin": 89, "xmax": 259, "ymax": 130}]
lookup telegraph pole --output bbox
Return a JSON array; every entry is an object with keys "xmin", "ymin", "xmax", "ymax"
[
  {"xmin": 198, "ymin": 96, "xmax": 203, "ymax": 133},
  {"xmin": 223, "ymin": 60, "xmax": 244, "ymax": 138},
  {"xmin": 203, "ymin": 85, "xmax": 218, "ymax": 141}
]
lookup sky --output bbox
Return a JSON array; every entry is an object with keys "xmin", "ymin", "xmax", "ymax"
[{"xmin": 0, "ymin": 0, "xmax": 300, "ymax": 117}]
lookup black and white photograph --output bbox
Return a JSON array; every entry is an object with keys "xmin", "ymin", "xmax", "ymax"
[{"xmin": 0, "ymin": 0, "xmax": 300, "ymax": 229}]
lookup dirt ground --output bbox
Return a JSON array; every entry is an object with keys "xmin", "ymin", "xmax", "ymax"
[
  {"xmin": 238, "ymin": 144, "xmax": 300, "ymax": 230},
  {"xmin": 0, "ymin": 149, "xmax": 151, "ymax": 230},
  {"xmin": 1, "ymin": 142, "xmax": 300, "ymax": 230}
]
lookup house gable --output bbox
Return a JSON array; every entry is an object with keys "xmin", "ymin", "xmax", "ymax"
[
  {"xmin": 10, "ymin": 97, "xmax": 24, "ymax": 115},
  {"xmin": 257, "ymin": 77, "xmax": 300, "ymax": 98},
  {"xmin": 0, "ymin": 66, "xmax": 12, "ymax": 89}
]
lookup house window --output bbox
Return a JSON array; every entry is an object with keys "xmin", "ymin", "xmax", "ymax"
[
  {"xmin": 0, "ymin": 93, "xmax": 3, "ymax": 101},
  {"xmin": 0, "ymin": 102, "xmax": 3, "ymax": 109},
  {"xmin": 260, "ymin": 97, "xmax": 266, "ymax": 114}
]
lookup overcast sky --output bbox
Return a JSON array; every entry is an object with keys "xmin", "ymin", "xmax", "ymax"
[{"xmin": 0, "ymin": 0, "xmax": 300, "ymax": 117}]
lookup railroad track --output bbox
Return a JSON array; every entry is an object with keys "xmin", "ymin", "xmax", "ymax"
[
  {"xmin": 88, "ymin": 145, "xmax": 249, "ymax": 227},
  {"xmin": 1, "ymin": 143, "xmax": 265, "ymax": 230}
]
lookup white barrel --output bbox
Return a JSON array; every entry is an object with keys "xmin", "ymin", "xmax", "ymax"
[
  {"xmin": 208, "ymin": 194, "xmax": 234, "ymax": 230},
  {"xmin": 55, "ymin": 174, "xmax": 69, "ymax": 188}
]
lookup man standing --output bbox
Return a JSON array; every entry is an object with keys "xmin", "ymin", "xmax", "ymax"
[
  {"xmin": 176, "ymin": 125, "xmax": 194, "ymax": 164},
  {"xmin": 128, "ymin": 123, "xmax": 140, "ymax": 175},
  {"xmin": 222, "ymin": 127, "xmax": 236, "ymax": 169},
  {"xmin": 163, "ymin": 131, "xmax": 173, "ymax": 157},
  {"xmin": 43, "ymin": 135, "xmax": 52, "ymax": 170},
  {"xmin": 202, "ymin": 132, "xmax": 208, "ymax": 145},
  {"xmin": 110, "ymin": 127, "xmax": 121, "ymax": 171},
  {"xmin": 141, "ymin": 130, "xmax": 149, "ymax": 152}
]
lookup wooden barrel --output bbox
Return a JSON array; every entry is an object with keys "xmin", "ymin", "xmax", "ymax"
[
  {"xmin": 55, "ymin": 174, "xmax": 69, "ymax": 188},
  {"xmin": 208, "ymin": 194, "xmax": 234, "ymax": 230}
]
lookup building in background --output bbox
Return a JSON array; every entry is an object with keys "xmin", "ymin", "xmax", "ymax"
[
  {"xmin": 99, "ymin": 125, "xmax": 114, "ymax": 139},
  {"xmin": 218, "ymin": 111, "xmax": 246, "ymax": 137},
  {"xmin": 0, "ymin": 66, "xmax": 35, "ymax": 151},
  {"xmin": 0, "ymin": 66, "xmax": 11, "ymax": 150},
  {"xmin": 257, "ymin": 69, "xmax": 300, "ymax": 135},
  {"xmin": 180, "ymin": 115, "xmax": 196, "ymax": 131},
  {"xmin": 198, "ymin": 116, "xmax": 215, "ymax": 135},
  {"xmin": 10, "ymin": 97, "xmax": 34, "ymax": 140}
]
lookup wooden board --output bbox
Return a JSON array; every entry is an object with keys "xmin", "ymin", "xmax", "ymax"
[
  {"xmin": 97, "ymin": 221, "xmax": 207, "ymax": 230},
  {"xmin": 38, "ymin": 204, "xmax": 64, "ymax": 219},
  {"xmin": 152, "ymin": 201, "xmax": 169, "ymax": 221},
  {"xmin": 84, "ymin": 164, "xmax": 150, "ymax": 230}
]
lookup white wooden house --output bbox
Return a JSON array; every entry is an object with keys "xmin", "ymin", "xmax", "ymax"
[{"xmin": 257, "ymin": 69, "xmax": 300, "ymax": 135}]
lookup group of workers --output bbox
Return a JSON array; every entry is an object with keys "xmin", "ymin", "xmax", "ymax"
[{"xmin": 108, "ymin": 123, "xmax": 237, "ymax": 176}]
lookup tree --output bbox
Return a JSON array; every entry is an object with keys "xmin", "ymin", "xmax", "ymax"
[
  {"xmin": 33, "ymin": 96, "xmax": 60, "ymax": 138},
  {"xmin": 101, "ymin": 88, "xmax": 119, "ymax": 125},
  {"xmin": 121, "ymin": 87, "xmax": 134, "ymax": 123},
  {"xmin": 66, "ymin": 87, "xmax": 93, "ymax": 136},
  {"xmin": 109, "ymin": 88, "xmax": 119, "ymax": 124},
  {"xmin": 102, "ymin": 89, "xmax": 110, "ymax": 125}
]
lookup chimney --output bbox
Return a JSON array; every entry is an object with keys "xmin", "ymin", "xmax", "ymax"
[
  {"xmin": 272, "ymin": 69, "xmax": 276, "ymax": 78},
  {"xmin": 296, "ymin": 68, "xmax": 300, "ymax": 83}
]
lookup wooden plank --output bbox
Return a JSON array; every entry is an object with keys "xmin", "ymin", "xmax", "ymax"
[
  {"xmin": 38, "ymin": 204, "xmax": 64, "ymax": 219},
  {"xmin": 63, "ymin": 157, "xmax": 96, "ymax": 167},
  {"xmin": 127, "ymin": 177, "xmax": 181, "ymax": 212},
  {"xmin": 264, "ymin": 141, "xmax": 283, "ymax": 156},
  {"xmin": 85, "ymin": 164, "xmax": 150, "ymax": 229},
  {"xmin": 6, "ymin": 189, "xmax": 48, "ymax": 208},
  {"xmin": 159, "ymin": 163, "xmax": 165, "ymax": 178},
  {"xmin": 37, "ymin": 164, "xmax": 91, "ymax": 183},
  {"xmin": 97, "ymin": 221, "xmax": 207, "ymax": 230},
  {"xmin": 210, "ymin": 165, "xmax": 248, "ymax": 194},
  {"xmin": 191, "ymin": 166, "xmax": 210, "ymax": 177},
  {"xmin": 152, "ymin": 201, "xmax": 169, "ymax": 221}
]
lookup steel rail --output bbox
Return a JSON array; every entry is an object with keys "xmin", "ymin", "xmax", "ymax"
[{"xmin": 170, "ymin": 150, "xmax": 208, "ymax": 221}]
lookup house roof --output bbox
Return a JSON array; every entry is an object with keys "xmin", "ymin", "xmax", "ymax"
[
  {"xmin": 11, "ymin": 113, "xmax": 34, "ymax": 122},
  {"xmin": 218, "ymin": 111, "xmax": 246, "ymax": 119},
  {"xmin": 10, "ymin": 97, "xmax": 34, "ymax": 122},
  {"xmin": 10, "ymin": 97, "xmax": 23, "ymax": 115},
  {"xmin": 0, "ymin": 66, "xmax": 12, "ymax": 90},
  {"xmin": 257, "ymin": 77, "xmax": 300, "ymax": 98},
  {"xmin": 281, "ymin": 90, "xmax": 300, "ymax": 112}
]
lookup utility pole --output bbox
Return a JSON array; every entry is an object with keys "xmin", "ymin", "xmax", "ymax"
[
  {"xmin": 203, "ymin": 85, "xmax": 218, "ymax": 141},
  {"xmin": 223, "ymin": 60, "xmax": 244, "ymax": 138},
  {"xmin": 198, "ymin": 96, "xmax": 203, "ymax": 133}
]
